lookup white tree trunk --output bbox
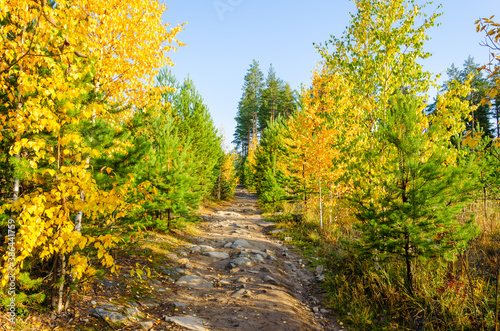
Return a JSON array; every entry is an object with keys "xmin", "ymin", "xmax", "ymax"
[{"xmin": 318, "ymin": 176, "xmax": 323, "ymax": 229}]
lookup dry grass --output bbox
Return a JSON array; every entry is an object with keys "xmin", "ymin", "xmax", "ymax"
[{"xmin": 268, "ymin": 195, "xmax": 500, "ymax": 330}]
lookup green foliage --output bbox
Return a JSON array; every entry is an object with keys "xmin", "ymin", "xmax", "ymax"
[
  {"xmin": 1, "ymin": 272, "xmax": 45, "ymax": 316},
  {"xmin": 351, "ymin": 93, "xmax": 481, "ymax": 294},
  {"xmin": 436, "ymin": 56, "xmax": 494, "ymax": 137},
  {"xmin": 259, "ymin": 169, "xmax": 286, "ymax": 212}
]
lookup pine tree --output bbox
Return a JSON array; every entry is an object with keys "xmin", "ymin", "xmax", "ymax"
[
  {"xmin": 141, "ymin": 105, "xmax": 195, "ymax": 229},
  {"xmin": 259, "ymin": 64, "xmax": 283, "ymax": 132},
  {"xmin": 159, "ymin": 70, "xmax": 224, "ymax": 204},
  {"xmin": 233, "ymin": 60, "xmax": 263, "ymax": 156},
  {"xmin": 352, "ymin": 93, "xmax": 480, "ymax": 295},
  {"xmin": 253, "ymin": 118, "xmax": 289, "ymax": 211}
]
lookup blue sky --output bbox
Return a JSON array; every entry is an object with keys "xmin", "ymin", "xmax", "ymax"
[{"xmin": 161, "ymin": 1, "xmax": 500, "ymax": 146}]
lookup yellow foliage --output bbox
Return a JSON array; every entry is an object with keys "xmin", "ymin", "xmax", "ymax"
[{"xmin": 0, "ymin": 0, "xmax": 183, "ymax": 285}]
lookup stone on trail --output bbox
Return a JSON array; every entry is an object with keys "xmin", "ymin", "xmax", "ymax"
[
  {"xmin": 270, "ymin": 229, "xmax": 287, "ymax": 234},
  {"xmin": 266, "ymin": 254, "xmax": 277, "ymax": 261},
  {"xmin": 223, "ymin": 242, "xmax": 232, "ymax": 248},
  {"xmin": 137, "ymin": 320, "xmax": 154, "ymax": 330},
  {"xmin": 172, "ymin": 302, "xmax": 188, "ymax": 309},
  {"xmin": 231, "ymin": 239, "xmax": 251, "ymax": 249},
  {"xmin": 189, "ymin": 245, "xmax": 215, "ymax": 253},
  {"xmin": 259, "ymin": 221, "xmax": 275, "ymax": 226},
  {"xmin": 229, "ymin": 257, "xmax": 253, "ymax": 267},
  {"xmin": 124, "ymin": 306, "xmax": 143, "ymax": 319},
  {"xmin": 164, "ymin": 316, "xmax": 209, "ymax": 331},
  {"xmin": 231, "ymin": 288, "xmax": 251, "ymax": 298},
  {"xmin": 263, "ymin": 275, "xmax": 277, "ymax": 285},
  {"xmin": 250, "ymin": 250, "xmax": 266, "ymax": 257},
  {"xmin": 176, "ymin": 275, "xmax": 213, "ymax": 289},
  {"xmin": 214, "ymin": 210, "xmax": 242, "ymax": 217},
  {"xmin": 252, "ymin": 254, "xmax": 265, "ymax": 263},
  {"xmin": 203, "ymin": 251, "xmax": 230, "ymax": 259},
  {"xmin": 90, "ymin": 306, "xmax": 128, "ymax": 325}
]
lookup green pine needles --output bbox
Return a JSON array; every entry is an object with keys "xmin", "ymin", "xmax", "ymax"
[{"xmin": 352, "ymin": 93, "xmax": 480, "ymax": 295}]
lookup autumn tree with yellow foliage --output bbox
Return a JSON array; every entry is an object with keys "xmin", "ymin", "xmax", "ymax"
[{"xmin": 0, "ymin": 0, "xmax": 184, "ymax": 312}]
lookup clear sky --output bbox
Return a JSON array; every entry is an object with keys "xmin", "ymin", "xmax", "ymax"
[{"xmin": 161, "ymin": 0, "xmax": 500, "ymax": 146}]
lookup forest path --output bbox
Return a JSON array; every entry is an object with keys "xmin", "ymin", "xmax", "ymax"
[{"xmin": 162, "ymin": 186, "xmax": 344, "ymax": 331}]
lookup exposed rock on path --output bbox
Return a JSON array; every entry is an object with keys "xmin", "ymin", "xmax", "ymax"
[{"xmin": 161, "ymin": 187, "xmax": 343, "ymax": 331}]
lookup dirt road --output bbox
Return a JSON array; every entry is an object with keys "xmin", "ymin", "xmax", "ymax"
[{"xmin": 160, "ymin": 187, "xmax": 343, "ymax": 331}]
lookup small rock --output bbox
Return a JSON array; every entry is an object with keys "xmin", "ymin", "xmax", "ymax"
[
  {"xmin": 250, "ymin": 250, "xmax": 267, "ymax": 257},
  {"xmin": 190, "ymin": 245, "xmax": 215, "ymax": 253},
  {"xmin": 164, "ymin": 316, "xmax": 209, "ymax": 331},
  {"xmin": 139, "ymin": 298, "xmax": 161, "ymax": 308},
  {"xmin": 236, "ymin": 277, "xmax": 247, "ymax": 283},
  {"xmin": 231, "ymin": 288, "xmax": 251, "ymax": 298},
  {"xmin": 264, "ymin": 249, "xmax": 275, "ymax": 256},
  {"xmin": 270, "ymin": 229, "xmax": 287, "ymax": 234},
  {"xmin": 137, "ymin": 320, "xmax": 154, "ymax": 330},
  {"xmin": 266, "ymin": 254, "xmax": 277, "ymax": 261},
  {"xmin": 259, "ymin": 222, "xmax": 275, "ymax": 226},
  {"xmin": 252, "ymin": 254, "xmax": 265, "ymax": 263},
  {"xmin": 219, "ymin": 279, "xmax": 232, "ymax": 285},
  {"xmin": 184, "ymin": 264, "xmax": 194, "ymax": 270},
  {"xmin": 315, "ymin": 265, "xmax": 324, "ymax": 274},
  {"xmin": 176, "ymin": 275, "xmax": 213, "ymax": 289},
  {"xmin": 175, "ymin": 267, "xmax": 186, "ymax": 275},
  {"xmin": 172, "ymin": 302, "xmax": 188, "ymax": 309},
  {"xmin": 214, "ymin": 211, "xmax": 242, "ymax": 217},
  {"xmin": 263, "ymin": 275, "xmax": 277, "ymax": 284},
  {"xmin": 224, "ymin": 242, "xmax": 233, "ymax": 248},
  {"xmin": 179, "ymin": 251, "xmax": 188, "ymax": 257},
  {"xmin": 231, "ymin": 239, "xmax": 252, "ymax": 249},
  {"xmin": 229, "ymin": 257, "xmax": 253, "ymax": 267},
  {"xmin": 203, "ymin": 251, "xmax": 230, "ymax": 259},
  {"xmin": 316, "ymin": 275, "xmax": 326, "ymax": 281},
  {"xmin": 124, "ymin": 307, "xmax": 143, "ymax": 319},
  {"xmin": 260, "ymin": 267, "xmax": 271, "ymax": 273},
  {"xmin": 90, "ymin": 307, "xmax": 128, "ymax": 325},
  {"xmin": 284, "ymin": 237, "xmax": 293, "ymax": 241},
  {"xmin": 238, "ymin": 250, "xmax": 249, "ymax": 257},
  {"xmin": 313, "ymin": 306, "xmax": 320, "ymax": 314},
  {"xmin": 90, "ymin": 300, "xmax": 97, "ymax": 306},
  {"xmin": 320, "ymin": 309, "xmax": 329, "ymax": 314}
]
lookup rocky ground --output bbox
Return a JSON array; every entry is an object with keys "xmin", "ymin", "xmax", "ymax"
[{"xmin": 40, "ymin": 187, "xmax": 346, "ymax": 331}]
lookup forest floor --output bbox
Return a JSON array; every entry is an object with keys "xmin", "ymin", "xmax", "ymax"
[{"xmin": 9, "ymin": 187, "xmax": 345, "ymax": 331}]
